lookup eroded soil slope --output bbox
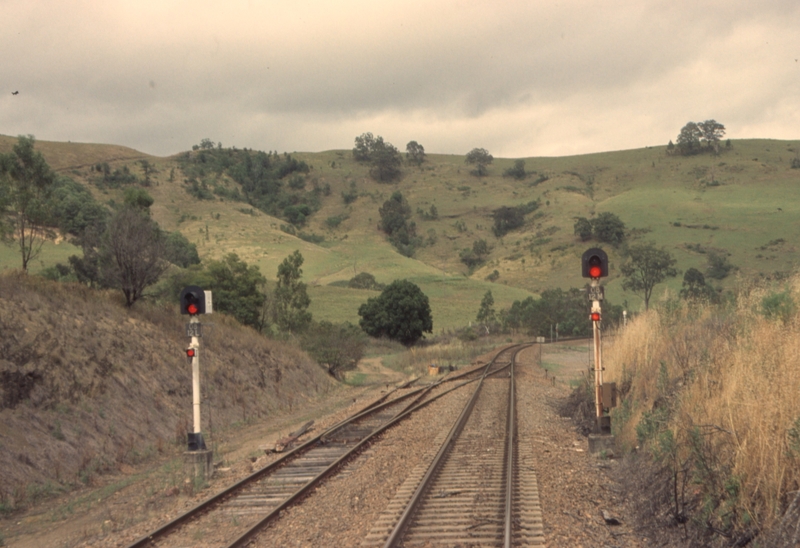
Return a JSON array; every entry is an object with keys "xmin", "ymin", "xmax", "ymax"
[{"xmin": 0, "ymin": 272, "xmax": 334, "ymax": 506}]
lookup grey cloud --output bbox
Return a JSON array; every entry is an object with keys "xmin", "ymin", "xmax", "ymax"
[{"xmin": 1, "ymin": 0, "xmax": 798, "ymax": 157}]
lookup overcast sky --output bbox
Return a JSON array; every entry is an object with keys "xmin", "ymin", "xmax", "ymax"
[{"xmin": 2, "ymin": 1, "xmax": 798, "ymax": 158}]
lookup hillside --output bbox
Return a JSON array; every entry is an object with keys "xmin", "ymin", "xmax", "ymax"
[
  {"xmin": 2, "ymin": 134, "xmax": 800, "ymax": 324},
  {"xmin": 3, "ymin": 133, "xmax": 800, "ymax": 546},
  {"xmin": 0, "ymin": 272, "xmax": 335, "ymax": 501}
]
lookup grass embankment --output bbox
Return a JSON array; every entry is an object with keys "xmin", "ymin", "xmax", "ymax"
[{"xmin": 603, "ymin": 278, "xmax": 800, "ymax": 544}]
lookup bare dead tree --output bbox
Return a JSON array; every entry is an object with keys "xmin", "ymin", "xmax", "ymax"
[{"xmin": 102, "ymin": 206, "xmax": 168, "ymax": 306}]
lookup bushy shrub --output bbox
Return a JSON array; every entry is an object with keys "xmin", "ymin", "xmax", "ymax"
[
  {"xmin": 358, "ymin": 280, "xmax": 432, "ymax": 345},
  {"xmin": 347, "ymin": 272, "xmax": 385, "ymax": 290},
  {"xmin": 301, "ymin": 321, "xmax": 366, "ymax": 380},
  {"xmin": 503, "ymin": 159, "xmax": 527, "ymax": 180},
  {"xmin": 761, "ymin": 290, "xmax": 795, "ymax": 323}
]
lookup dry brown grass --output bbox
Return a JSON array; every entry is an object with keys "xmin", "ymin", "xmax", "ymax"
[
  {"xmin": 0, "ymin": 270, "xmax": 334, "ymax": 511},
  {"xmin": 604, "ymin": 278, "xmax": 800, "ymax": 543},
  {"xmin": 384, "ymin": 336, "xmax": 513, "ymax": 377}
]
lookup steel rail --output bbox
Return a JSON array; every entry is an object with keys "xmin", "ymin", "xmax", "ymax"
[
  {"xmin": 224, "ymin": 369, "xmax": 501, "ymax": 548},
  {"xmin": 381, "ymin": 344, "xmax": 526, "ymax": 548},
  {"xmin": 128, "ymin": 356, "xmax": 501, "ymax": 548},
  {"xmin": 503, "ymin": 349, "xmax": 516, "ymax": 548},
  {"xmin": 126, "ymin": 383, "xmax": 429, "ymax": 548}
]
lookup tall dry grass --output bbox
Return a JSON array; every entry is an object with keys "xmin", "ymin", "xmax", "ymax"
[{"xmin": 604, "ymin": 279, "xmax": 800, "ymax": 540}]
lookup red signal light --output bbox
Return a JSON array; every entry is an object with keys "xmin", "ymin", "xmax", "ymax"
[
  {"xmin": 582, "ymin": 248, "xmax": 608, "ymax": 279},
  {"xmin": 590, "ymin": 312, "xmax": 601, "ymax": 322},
  {"xmin": 180, "ymin": 286, "xmax": 206, "ymax": 315},
  {"xmin": 186, "ymin": 347, "xmax": 197, "ymax": 359}
]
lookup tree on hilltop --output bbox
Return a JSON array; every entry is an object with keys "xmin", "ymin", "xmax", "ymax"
[
  {"xmin": 675, "ymin": 120, "xmax": 726, "ymax": 156},
  {"xmin": 406, "ymin": 141, "xmax": 426, "ymax": 166},
  {"xmin": 699, "ymin": 120, "xmax": 726, "ymax": 153},
  {"xmin": 369, "ymin": 138, "xmax": 402, "ymax": 182},
  {"xmin": 353, "ymin": 133, "xmax": 375, "ymax": 162},
  {"xmin": 676, "ymin": 122, "xmax": 702, "ymax": 156},
  {"xmin": 352, "ymin": 133, "xmax": 402, "ymax": 182},
  {"xmin": 465, "ymin": 148, "xmax": 493, "ymax": 176},
  {"xmin": 503, "ymin": 159, "xmax": 527, "ymax": 180}
]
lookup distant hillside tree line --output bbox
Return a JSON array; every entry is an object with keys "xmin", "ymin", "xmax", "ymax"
[
  {"xmin": 0, "ymin": 136, "xmax": 449, "ymax": 387},
  {"xmin": 501, "ymin": 287, "xmax": 624, "ymax": 337},
  {"xmin": 352, "ymin": 133, "xmax": 428, "ymax": 182},
  {"xmin": 178, "ymin": 142, "xmax": 319, "ymax": 226},
  {"xmin": 460, "ymin": 239, "xmax": 492, "ymax": 270},
  {"xmin": 453, "ymin": 201, "xmax": 542, "ymax": 269}
]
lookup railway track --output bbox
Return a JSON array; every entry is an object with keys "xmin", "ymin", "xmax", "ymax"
[
  {"xmin": 127, "ymin": 359, "xmax": 498, "ymax": 548},
  {"xmin": 363, "ymin": 344, "xmax": 544, "ymax": 547}
]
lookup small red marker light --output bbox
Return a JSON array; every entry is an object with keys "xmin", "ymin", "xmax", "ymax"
[
  {"xmin": 186, "ymin": 348, "xmax": 197, "ymax": 359},
  {"xmin": 590, "ymin": 312, "xmax": 601, "ymax": 322}
]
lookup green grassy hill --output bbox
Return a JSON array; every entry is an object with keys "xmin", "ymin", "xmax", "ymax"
[{"xmin": 2, "ymin": 134, "xmax": 799, "ymax": 329}]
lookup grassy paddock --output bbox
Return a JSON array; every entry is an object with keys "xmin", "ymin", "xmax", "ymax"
[
  {"xmin": 604, "ymin": 277, "xmax": 800, "ymax": 541},
  {"xmin": 0, "ymin": 239, "xmax": 81, "ymax": 274}
]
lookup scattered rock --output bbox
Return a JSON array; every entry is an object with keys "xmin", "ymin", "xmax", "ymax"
[{"xmin": 602, "ymin": 510, "xmax": 622, "ymax": 525}]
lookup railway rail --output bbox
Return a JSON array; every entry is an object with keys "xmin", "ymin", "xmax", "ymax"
[
  {"xmin": 363, "ymin": 344, "xmax": 544, "ymax": 547},
  {"xmin": 127, "ymin": 356, "xmax": 502, "ymax": 548}
]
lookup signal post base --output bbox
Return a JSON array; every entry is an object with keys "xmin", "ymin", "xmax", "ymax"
[{"xmin": 184, "ymin": 449, "xmax": 214, "ymax": 484}]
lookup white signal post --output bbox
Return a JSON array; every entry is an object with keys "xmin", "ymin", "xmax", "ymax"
[
  {"xmin": 591, "ymin": 278, "xmax": 604, "ymax": 427},
  {"xmin": 189, "ymin": 316, "xmax": 202, "ymax": 435}
]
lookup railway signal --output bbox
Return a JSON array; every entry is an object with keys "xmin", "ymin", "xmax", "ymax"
[
  {"xmin": 180, "ymin": 286, "xmax": 206, "ymax": 315},
  {"xmin": 582, "ymin": 248, "xmax": 610, "ymax": 434},
  {"xmin": 180, "ymin": 286, "xmax": 213, "ymax": 460},
  {"xmin": 581, "ymin": 247, "xmax": 608, "ymax": 279}
]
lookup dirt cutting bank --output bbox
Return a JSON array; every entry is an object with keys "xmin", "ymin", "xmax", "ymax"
[{"xmin": 0, "ymin": 272, "xmax": 335, "ymax": 506}]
